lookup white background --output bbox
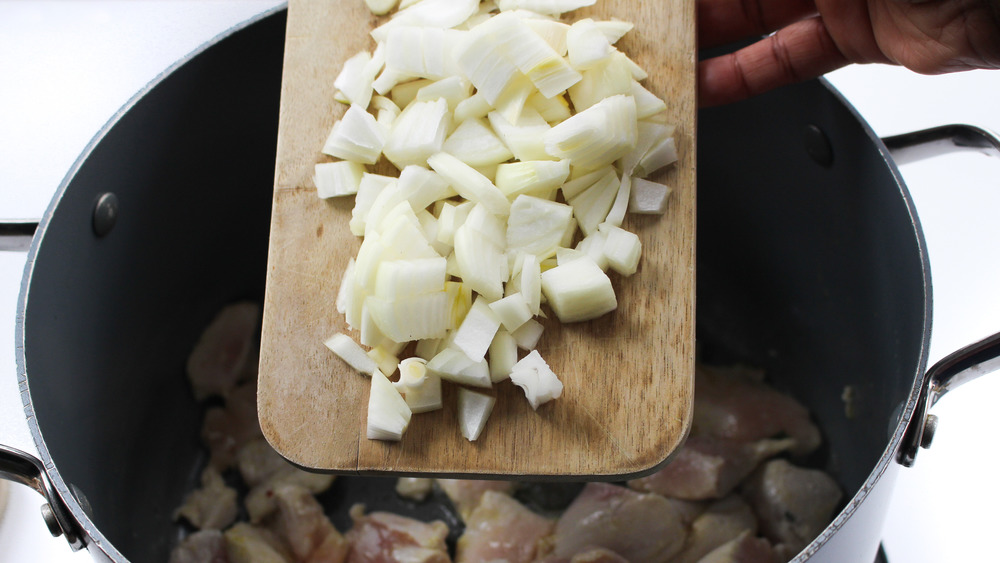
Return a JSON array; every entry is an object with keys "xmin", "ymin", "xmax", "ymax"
[{"xmin": 1, "ymin": 2, "xmax": 998, "ymax": 562}]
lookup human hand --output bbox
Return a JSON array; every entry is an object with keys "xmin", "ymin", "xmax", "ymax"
[{"xmin": 698, "ymin": 0, "xmax": 1000, "ymax": 107}]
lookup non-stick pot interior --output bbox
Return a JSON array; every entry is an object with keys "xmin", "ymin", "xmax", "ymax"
[
  {"xmin": 696, "ymin": 82, "xmax": 928, "ymax": 492},
  {"xmin": 19, "ymin": 11, "xmax": 927, "ymax": 562}
]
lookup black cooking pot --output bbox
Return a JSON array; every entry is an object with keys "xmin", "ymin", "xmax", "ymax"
[{"xmin": 2, "ymin": 8, "xmax": 999, "ymax": 563}]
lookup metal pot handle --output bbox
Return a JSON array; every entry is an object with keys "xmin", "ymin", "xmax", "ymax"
[
  {"xmin": 0, "ymin": 445, "xmax": 84, "ymax": 550},
  {"xmin": 0, "ymin": 221, "xmax": 37, "ymax": 251},
  {"xmin": 0, "ymin": 220, "xmax": 85, "ymax": 548},
  {"xmin": 882, "ymin": 124, "xmax": 1000, "ymax": 466}
]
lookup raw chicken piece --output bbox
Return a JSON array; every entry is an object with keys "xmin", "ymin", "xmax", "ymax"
[
  {"xmin": 225, "ymin": 522, "xmax": 295, "ymax": 563},
  {"xmin": 692, "ymin": 366, "xmax": 821, "ymax": 456},
  {"xmin": 344, "ymin": 505, "xmax": 450, "ymax": 563},
  {"xmin": 628, "ymin": 436, "xmax": 794, "ymax": 500},
  {"xmin": 395, "ymin": 478, "xmax": 434, "ymax": 501},
  {"xmin": 238, "ymin": 438, "xmax": 292, "ymax": 487},
  {"xmin": 202, "ymin": 381, "xmax": 264, "ymax": 470},
  {"xmin": 436, "ymin": 479, "xmax": 516, "ymax": 520},
  {"xmin": 174, "ymin": 466, "xmax": 239, "ymax": 531},
  {"xmin": 455, "ymin": 491, "xmax": 554, "ymax": 563},
  {"xmin": 551, "ymin": 482, "xmax": 687, "ymax": 563},
  {"xmin": 246, "ymin": 467, "xmax": 336, "ymax": 523},
  {"xmin": 270, "ymin": 484, "xmax": 349, "ymax": 563},
  {"xmin": 741, "ymin": 459, "xmax": 841, "ymax": 555},
  {"xmin": 169, "ymin": 529, "xmax": 229, "ymax": 563},
  {"xmin": 695, "ymin": 530, "xmax": 774, "ymax": 563},
  {"xmin": 672, "ymin": 496, "xmax": 758, "ymax": 563},
  {"xmin": 187, "ymin": 302, "xmax": 261, "ymax": 400}
]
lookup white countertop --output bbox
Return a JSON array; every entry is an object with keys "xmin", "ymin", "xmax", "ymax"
[{"xmin": 1, "ymin": 2, "xmax": 998, "ymax": 562}]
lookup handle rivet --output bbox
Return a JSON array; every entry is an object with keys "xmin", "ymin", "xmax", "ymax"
[
  {"xmin": 40, "ymin": 503, "xmax": 63, "ymax": 538},
  {"xmin": 803, "ymin": 124, "xmax": 834, "ymax": 168},
  {"xmin": 92, "ymin": 192, "xmax": 119, "ymax": 237}
]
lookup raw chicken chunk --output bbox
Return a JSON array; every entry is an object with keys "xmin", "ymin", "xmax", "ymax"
[
  {"xmin": 238, "ymin": 438, "xmax": 293, "ymax": 487},
  {"xmin": 551, "ymin": 482, "xmax": 688, "ymax": 562},
  {"xmin": 270, "ymin": 484, "xmax": 349, "ymax": 563},
  {"xmin": 225, "ymin": 522, "xmax": 295, "ymax": 563},
  {"xmin": 628, "ymin": 437, "xmax": 794, "ymax": 500},
  {"xmin": 202, "ymin": 381, "xmax": 264, "ymax": 470},
  {"xmin": 672, "ymin": 496, "xmax": 758, "ymax": 563},
  {"xmin": 455, "ymin": 490, "xmax": 554, "ymax": 563},
  {"xmin": 695, "ymin": 530, "xmax": 774, "ymax": 563},
  {"xmin": 246, "ymin": 467, "xmax": 336, "ymax": 523},
  {"xmin": 344, "ymin": 505, "xmax": 450, "ymax": 563},
  {"xmin": 174, "ymin": 466, "xmax": 239, "ymax": 531},
  {"xmin": 187, "ymin": 302, "xmax": 261, "ymax": 400},
  {"xmin": 692, "ymin": 366, "xmax": 821, "ymax": 456},
  {"xmin": 436, "ymin": 478, "xmax": 516, "ymax": 520},
  {"xmin": 741, "ymin": 459, "xmax": 841, "ymax": 555},
  {"xmin": 169, "ymin": 529, "xmax": 228, "ymax": 563}
]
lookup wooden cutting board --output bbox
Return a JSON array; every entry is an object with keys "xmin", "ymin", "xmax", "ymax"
[{"xmin": 258, "ymin": 0, "xmax": 696, "ymax": 479}]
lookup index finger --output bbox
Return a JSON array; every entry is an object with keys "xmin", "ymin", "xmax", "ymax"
[{"xmin": 699, "ymin": 0, "xmax": 819, "ymax": 49}]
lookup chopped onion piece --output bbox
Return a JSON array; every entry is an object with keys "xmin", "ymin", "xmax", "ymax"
[
  {"xmin": 594, "ymin": 19, "xmax": 633, "ymax": 43},
  {"xmin": 366, "ymin": 292, "xmax": 451, "ymax": 342},
  {"xmin": 334, "ymin": 51, "xmax": 377, "ymax": 109},
  {"xmin": 511, "ymin": 318, "xmax": 544, "ymax": 349},
  {"xmin": 567, "ymin": 166, "xmax": 620, "ymax": 236},
  {"xmin": 636, "ymin": 134, "xmax": 678, "ymax": 178},
  {"xmin": 575, "ymin": 230, "xmax": 609, "ymax": 270},
  {"xmin": 368, "ymin": 343, "xmax": 401, "ymax": 376},
  {"xmin": 541, "ymin": 255, "xmax": 617, "ymax": 322},
  {"xmin": 351, "ymin": 174, "xmax": 396, "ymax": 236},
  {"xmin": 394, "ymin": 357, "xmax": 443, "ymax": 413},
  {"xmin": 598, "ymin": 222, "xmax": 642, "ymax": 276},
  {"xmin": 488, "ymin": 328, "xmax": 518, "ymax": 382},
  {"xmin": 371, "ymin": 0, "xmax": 480, "ymax": 42},
  {"xmin": 506, "ymin": 195, "xmax": 574, "ymax": 261},
  {"xmin": 519, "ymin": 253, "xmax": 543, "ymax": 315},
  {"xmin": 443, "ymin": 118, "xmax": 515, "ymax": 167},
  {"xmin": 527, "ymin": 91, "xmax": 572, "ymax": 123},
  {"xmin": 426, "ymin": 347, "xmax": 492, "ymax": 388},
  {"xmin": 427, "ymin": 152, "xmax": 510, "ymax": 216},
  {"xmin": 628, "ymin": 177, "xmax": 672, "ymax": 214},
  {"xmin": 384, "ymin": 26, "xmax": 462, "ymax": 80},
  {"xmin": 560, "ymin": 166, "xmax": 613, "ymax": 200},
  {"xmin": 566, "ymin": 19, "xmax": 613, "ymax": 70},
  {"xmin": 458, "ymin": 388, "xmax": 496, "ymax": 440},
  {"xmin": 325, "ymin": 333, "xmax": 378, "ymax": 375},
  {"xmin": 567, "ymin": 52, "xmax": 633, "ymax": 112},
  {"xmin": 475, "ymin": 12, "xmax": 582, "ymax": 98},
  {"xmin": 487, "ymin": 108, "xmax": 553, "ymax": 162},
  {"xmin": 454, "ymin": 93, "xmax": 493, "ymax": 122},
  {"xmin": 631, "ymin": 80, "xmax": 668, "ymax": 120},
  {"xmin": 523, "ymin": 18, "xmax": 570, "ymax": 55},
  {"xmin": 415, "ymin": 75, "xmax": 474, "ymax": 109},
  {"xmin": 383, "ymin": 98, "xmax": 451, "ymax": 169},
  {"xmin": 397, "ymin": 165, "xmax": 455, "ymax": 212},
  {"xmin": 452, "ymin": 296, "xmax": 502, "ymax": 362},
  {"xmin": 544, "ymin": 94, "xmax": 637, "ymax": 169},
  {"xmin": 509, "ymin": 350, "xmax": 563, "ymax": 409},
  {"xmin": 375, "ymin": 257, "xmax": 447, "ymax": 299},
  {"xmin": 495, "ymin": 159, "xmax": 570, "ymax": 199},
  {"xmin": 365, "ymin": 0, "xmax": 399, "ymax": 15},
  {"xmin": 314, "ymin": 161, "xmax": 364, "ymax": 199},
  {"xmin": 322, "ymin": 104, "xmax": 387, "ymax": 165},
  {"xmin": 489, "ymin": 292, "xmax": 533, "ymax": 332},
  {"xmin": 497, "ymin": 0, "xmax": 596, "ymax": 16},
  {"xmin": 603, "ymin": 173, "xmax": 630, "ymax": 228},
  {"xmin": 367, "ymin": 369, "xmax": 412, "ymax": 441}
]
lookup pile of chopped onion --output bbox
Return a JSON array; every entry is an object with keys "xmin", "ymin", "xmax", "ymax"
[{"xmin": 321, "ymin": 0, "xmax": 677, "ymax": 442}]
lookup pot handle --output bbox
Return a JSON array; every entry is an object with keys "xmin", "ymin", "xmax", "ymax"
[
  {"xmin": 0, "ymin": 445, "xmax": 85, "ymax": 550},
  {"xmin": 0, "ymin": 221, "xmax": 37, "ymax": 252},
  {"xmin": 0, "ymin": 220, "xmax": 85, "ymax": 548},
  {"xmin": 884, "ymin": 124, "xmax": 1000, "ymax": 466}
]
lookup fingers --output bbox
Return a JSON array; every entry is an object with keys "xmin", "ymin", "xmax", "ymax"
[
  {"xmin": 698, "ymin": 15, "xmax": 850, "ymax": 107},
  {"xmin": 699, "ymin": 0, "xmax": 819, "ymax": 49}
]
